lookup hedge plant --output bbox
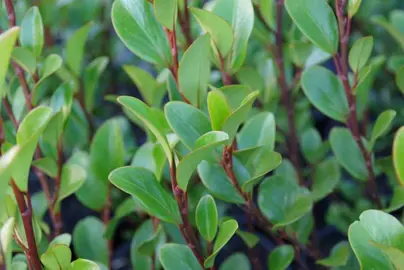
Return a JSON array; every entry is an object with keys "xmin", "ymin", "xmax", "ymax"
[{"xmin": 1, "ymin": 0, "xmax": 404, "ymax": 269}]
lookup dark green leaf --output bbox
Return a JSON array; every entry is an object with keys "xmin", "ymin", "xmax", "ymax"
[
  {"xmin": 349, "ymin": 36, "xmax": 374, "ymax": 73},
  {"xmin": 220, "ymin": 253, "xmax": 250, "ymax": 270},
  {"xmin": 300, "ymin": 128, "xmax": 328, "ymax": 164},
  {"xmin": 268, "ymin": 245, "xmax": 294, "ymax": 270},
  {"xmin": 317, "ymin": 241, "xmax": 349, "ymax": 267},
  {"xmin": 370, "ymin": 110, "xmax": 396, "ymax": 148},
  {"xmin": 137, "ymin": 225, "xmax": 164, "ymax": 256},
  {"xmin": 311, "ymin": 158, "xmax": 340, "ymax": 201},
  {"xmin": 84, "ymin": 56, "xmax": 109, "ymax": 112},
  {"xmin": 159, "ymin": 244, "xmax": 202, "ymax": 270},
  {"xmin": 11, "ymin": 47, "xmax": 36, "ymax": 75},
  {"xmin": 218, "ymin": 85, "xmax": 252, "ymax": 110},
  {"xmin": 65, "ymin": 22, "xmax": 92, "ymax": 75},
  {"xmin": 384, "ymin": 187, "xmax": 404, "ymax": 213},
  {"xmin": 56, "ymin": 164, "xmax": 86, "ymax": 206},
  {"xmin": 396, "ymin": 66, "xmax": 404, "ymax": 94},
  {"xmin": 196, "ymin": 195, "xmax": 218, "ymax": 242}
]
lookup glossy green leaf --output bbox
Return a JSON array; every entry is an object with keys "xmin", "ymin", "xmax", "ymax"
[
  {"xmin": 300, "ymin": 128, "xmax": 328, "ymax": 164},
  {"xmin": 34, "ymin": 54, "xmax": 63, "ymax": 92},
  {"xmin": 49, "ymin": 233, "xmax": 72, "ymax": 248},
  {"xmin": 311, "ymin": 158, "xmax": 340, "ymax": 201},
  {"xmin": 208, "ymin": 90, "xmax": 231, "ymax": 131},
  {"xmin": 132, "ymin": 142, "xmax": 166, "ymax": 181},
  {"xmin": 109, "ymin": 166, "xmax": 181, "ymax": 224},
  {"xmin": 159, "ymin": 244, "xmax": 202, "ymax": 270},
  {"xmin": 190, "ymin": 7, "xmax": 234, "ymax": 57},
  {"xmin": 165, "ymin": 101, "xmax": 211, "ymax": 150},
  {"xmin": 236, "ymin": 230, "xmax": 259, "ymax": 248},
  {"xmin": 154, "ymin": 0, "xmax": 177, "ymax": 30},
  {"xmin": 372, "ymin": 244, "xmax": 404, "ymax": 269},
  {"xmin": 330, "ymin": 127, "xmax": 368, "ymax": 181},
  {"xmin": 348, "ymin": 0, "xmax": 362, "ymax": 17},
  {"xmin": 285, "ymin": 0, "xmax": 338, "ymax": 54},
  {"xmin": 118, "ymin": 96, "xmax": 172, "ymax": 164},
  {"xmin": 0, "ymin": 218, "xmax": 15, "ymax": 256},
  {"xmin": 220, "ymin": 253, "xmax": 250, "ymax": 270},
  {"xmin": 32, "ymin": 157, "xmax": 57, "ymax": 178},
  {"xmin": 137, "ymin": 225, "xmax": 164, "ymax": 256},
  {"xmin": 218, "ymin": 85, "xmax": 252, "ymax": 110},
  {"xmin": 56, "ymin": 164, "xmax": 86, "ymax": 206},
  {"xmin": 349, "ymin": 37, "xmax": 373, "ymax": 73},
  {"xmin": 11, "ymin": 47, "xmax": 36, "ymax": 75},
  {"xmin": 0, "ymin": 27, "xmax": 20, "ymax": 97},
  {"xmin": 65, "ymin": 22, "xmax": 92, "ymax": 75},
  {"xmin": 112, "ymin": 0, "xmax": 171, "ymax": 66},
  {"xmin": 178, "ymin": 34, "xmax": 211, "ymax": 107},
  {"xmin": 73, "ymin": 217, "xmax": 108, "ymax": 265},
  {"xmin": 40, "ymin": 244, "xmax": 72, "ymax": 270},
  {"xmin": 196, "ymin": 195, "xmax": 218, "ymax": 242},
  {"xmin": 268, "ymin": 245, "xmax": 294, "ymax": 270},
  {"xmin": 370, "ymin": 110, "xmax": 396, "ymax": 148},
  {"xmin": 70, "ymin": 259, "xmax": 100, "ymax": 270},
  {"xmin": 204, "ymin": 219, "xmax": 238, "ymax": 267},
  {"xmin": 258, "ymin": 176, "xmax": 312, "ymax": 228},
  {"xmin": 317, "ymin": 241, "xmax": 349, "ymax": 267},
  {"xmin": 394, "ymin": 127, "xmax": 404, "ymax": 186},
  {"xmin": 301, "ymin": 66, "xmax": 349, "ymax": 122},
  {"xmin": 238, "ymin": 112, "xmax": 275, "ymax": 151},
  {"xmin": 384, "ymin": 187, "xmax": 404, "ymax": 212},
  {"xmin": 84, "ymin": 56, "xmax": 109, "ymax": 112},
  {"xmin": 20, "ymin": 7, "xmax": 44, "ymax": 58},
  {"xmin": 396, "ymin": 66, "xmax": 404, "ymax": 94},
  {"xmin": 0, "ymin": 147, "xmax": 22, "ymax": 197}
]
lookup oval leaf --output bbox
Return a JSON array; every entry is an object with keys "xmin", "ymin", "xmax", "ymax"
[
  {"xmin": 196, "ymin": 195, "xmax": 218, "ymax": 242},
  {"xmin": 268, "ymin": 245, "xmax": 295, "ymax": 270},
  {"xmin": 20, "ymin": 7, "xmax": 44, "ymax": 58},
  {"xmin": 349, "ymin": 36, "xmax": 374, "ymax": 73}
]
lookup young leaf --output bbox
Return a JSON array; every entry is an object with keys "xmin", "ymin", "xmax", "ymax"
[
  {"xmin": 301, "ymin": 66, "xmax": 349, "ymax": 123},
  {"xmin": 311, "ymin": 158, "xmax": 340, "ymax": 202},
  {"xmin": 159, "ymin": 244, "xmax": 202, "ymax": 270},
  {"xmin": 268, "ymin": 245, "xmax": 294, "ymax": 270},
  {"xmin": 70, "ymin": 259, "xmax": 100, "ymax": 270},
  {"xmin": 348, "ymin": 0, "xmax": 362, "ymax": 17},
  {"xmin": 394, "ymin": 127, "xmax": 404, "ymax": 186},
  {"xmin": 204, "ymin": 219, "xmax": 238, "ymax": 267},
  {"xmin": 236, "ymin": 230, "xmax": 259, "ymax": 248},
  {"xmin": 65, "ymin": 22, "xmax": 92, "ymax": 75},
  {"xmin": 112, "ymin": 0, "xmax": 171, "ymax": 66},
  {"xmin": 218, "ymin": 85, "xmax": 252, "ymax": 110},
  {"xmin": 317, "ymin": 241, "xmax": 349, "ymax": 267},
  {"xmin": 109, "ymin": 166, "xmax": 181, "ymax": 224},
  {"xmin": 19, "ymin": 7, "xmax": 44, "ymax": 58},
  {"xmin": 40, "ymin": 244, "xmax": 72, "ymax": 270},
  {"xmin": 349, "ymin": 37, "xmax": 374, "ymax": 73},
  {"xmin": 0, "ymin": 27, "xmax": 20, "ymax": 97},
  {"xmin": 33, "ymin": 54, "xmax": 63, "ymax": 92},
  {"xmin": 219, "ymin": 253, "xmax": 250, "ymax": 270},
  {"xmin": 190, "ymin": 7, "xmax": 234, "ymax": 58},
  {"xmin": 178, "ymin": 34, "xmax": 211, "ymax": 107},
  {"xmin": 154, "ymin": 0, "xmax": 177, "ymax": 30},
  {"xmin": 207, "ymin": 90, "xmax": 231, "ymax": 131},
  {"xmin": 32, "ymin": 157, "xmax": 57, "ymax": 178},
  {"xmin": 285, "ymin": 0, "xmax": 339, "ymax": 54},
  {"xmin": 11, "ymin": 47, "xmax": 37, "ymax": 76},
  {"xmin": 49, "ymin": 233, "xmax": 72, "ymax": 248},
  {"xmin": 370, "ymin": 110, "xmax": 396, "ymax": 148},
  {"xmin": 196, "ymin": 195, "xmax": 218, "ymax": 242},
  {"xmin": 84, "ymin": 56, "xmax": 109, "ymax": 112}
]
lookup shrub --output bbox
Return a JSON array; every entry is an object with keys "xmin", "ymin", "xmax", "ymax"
[{"xmin": 1, "ymin": 0, "xmax": 404, "ymax": 269}]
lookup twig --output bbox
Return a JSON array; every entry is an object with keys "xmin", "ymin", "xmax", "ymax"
[
  {"xmin": 218, "ymin": 52, "xmax": 232, "ymax": 86},
  {"xmin": 178, "ymin": 0, "xmax": 193, "ymax": 48}
]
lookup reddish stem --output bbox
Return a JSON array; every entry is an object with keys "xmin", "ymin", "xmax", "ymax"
[
  {"xmin": 178, "ymin": 0, "xmax": 193, "ymax": 48},
  {"xmin": 218, "ymin": 52, "xmax": 232, "ymax": 86}
]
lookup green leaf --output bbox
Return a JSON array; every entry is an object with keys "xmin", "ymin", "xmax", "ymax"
[
  {"xmin": 396, "ymin": 66, "xmax": 404, "ymax": 94},
  {"xmin": 154, "ymin": 0, "xmax": 177, "ymax": 30},
  {"xmin": 118, "ymin": 96, "xmax": 172, "ymax": 164},
  {"xmin": 190, "ymin": 7, "xmax": 234, "ymax": 57},
  {"xmin": 56, "ymin": 164, "xmax": 86, "ymax": 206},
  {"xmin": 384, "ymin": 187, "xmax": 404, "ymax": 212},
  {"xmin": 330, "ymin": 127, "xmax": 368, "ymax": 181},
  {"xmin": 32, "ymin": 157, "xmax": 57, "ymax": 178},
  {"xmin": 137, "ymin": 225, "xmax": 164, "ymax": 256},
  {"xmin": 109, "ymin": 167, "xmax": 181, "ymax": 224},
  {"xmin": 19, "ymin": 7, "xmax": 44, "ymax": 58},
  {"xmin": 34, "ymin": 54, "xmax": 63, "ymax": 92},
  {"xmin": 348, "ymin": 210, "xmax": 404, "ymax": 269},
  {"xmin": 132, "ymin": 142, "xmax": 166, "ymax": 181},
  {"xmin": 198, "ymin": 161, "xmax": 245, "ymax": 204},
  {"xmin": 370, "ymin": 110, "xmax": 396, "ymax": 148},
  {"xmin": 235, "ymin": 67, "xmax": 265, "ymax": 98},
  {"xmin": 212, "ymin": 0, "xmax": 254, "ymax": 72},
  {"xmin": 208, "ymin": 90, "xmax": 231, "ymax": 131},
  {"xmin": 11, "ymin": 47, "xmax": 36, "ymax": 75},
  {"xmin": 317, "ymin": 241, "xmax": 349, "ymax": 267},
  {"xmin": 49, "ymin": 233, "xmax": 72, "ymax": 248},
  {"xmin": 348, "ymin": 0, "xmax": 362, "ymax": 17},
  {"xmin": 268, "ymin": 245, "xmax": 294, "ymax": 270},
  {"xmin": 40, "ymin": 244, "xmax": 72, "ymax": 270},
  {"xmin": 65, "ymin": 22, "xmax": 92, "ymax": 75},
  {"xmin": 159, "ymin": 244, "xmax": 202, "ymax": 270},
  {"xmin": 0, "ymin": 218, "xmax": 15, "ymax": 256},
  {"xmin": 236, "ymin": 230, "xmax": 259, "ymax": 249},
  {"xmin": 372, "ymin": 244, "xmax": 404, "ymax": 269},
  {"xmin": 90, "ymin": 119, "xmax": 124, "ymax": 183},
  {"xmin": 105, "ymin": 198, "xmax": 136, "ymax": 239},
  {"xmin": 311, "ymin": 158, "xmax": 340, "ymax": 202},
  {"xmin": 257, "ymin": 0, "xmax": 275, "ymax": 29},
  {"xmin": 177, "ymin": 131, "xmax": 229, "ymax": 190},
  {"xmin": 372, "ymin": 16, "xmax": 404, "ymax": 51},
  {"xmin": 301, "ymin": 66, "xmax": 349, "ymax": 122},
  {"xmin": 258, "ymin": 176, "xmax": 312, "ymax": 228},
  {"xmin": 300, "ymin": 128, "xmax": 328, "ymax": 164},
  {"xmin": 73, "ymin": 217, "xmax": 108, "ymax": 265},
  {"xmin": 0, "ymin": 27, "xmax": 20, "ymax": 97},
  {"xmin": 84, "ymin": 56, "xmax": 109, "ymax": 112},
  {"xmin": 112, "ymin": 0, "xmax": 171, "ymax": 66},
  {"xmin": 70, "ymin": 259, "xmax": 100, "ymax": 270},
  {"xmin": 220, "ymin": 253, "xmax": 250, "ymax": 270},
  {"xmin": 218, "ymin": 85, "xmax": 252, "ymax": 110},
  {"xmin": 196, "ymin": 195, "xmax": 218, "ymax": 242},
  {"xmin": 349, "ymin": 37, "xmax": 374, "ymax": 73},
  {"xmin": 165, "ymin": 101, "xmax": 211, "ymax": 150},
  {"xmin": 204, "ymin": 219, "xmax": 238, "ymax": 267},
  {"xmin": 178, "ymin": 34, "xmax": 211, "ymax": 107},
  {"xmin": 238, "ymin": 112, "xmax": 275, "ymax": 151},
  {"xmin": 394, "ymin": 127, "xmax": 404, "ymax": 186},
  {"xmin": 285, "ymin": 0, "xmax": 339, "ymax": 54},
  {"xmin": 123, "ymin": 65, "xmax": 165, "ymax": 106}
]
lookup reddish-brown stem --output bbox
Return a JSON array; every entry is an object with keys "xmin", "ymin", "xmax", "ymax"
[
  {"xmin": 4, "ymin": 0, "xmax": 16, "ymax": 27},
  {"xmin": 218, "ymin": 52, "xmax": 232, "ymax": 86},
  {"xmin": 334, "ymin": 0, "xmax": 382, "ymax": 208},
  {"xmin": 102, "ymin": 183, "xmax": 113, "ymax": 270},
  {"xmin": 178, "ymin": 0, "xmax": 193, "ymax": 48},
  {"xmin": 10, "ymin": 181, "xmax": 42, "ymax": 270},
  {"xmin": 273, "ymin": 0, "xmax": 304, "ymax": 185}
]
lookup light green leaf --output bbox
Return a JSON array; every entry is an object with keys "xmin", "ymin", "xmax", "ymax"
[
  {"xmin": 132, "ymin": 143, "xmax": 166, "ymax": 181},
  {"xmin": 372, "ymin": 16, "xmax": 404, "ymax": 51},
  {"xmin": 384, "ymin": 187, "xmax": 404, "ymax": 213},
  {"xmin": 178, "ymin": 34, "xmax": 211, "ymax": 107},
  {"xmin": 49, "ymin": 233, "xmax": 72, "ymax": 248},
  {"xmin": 301, "ymin": 66, "xmax": 349, "ymax": 123},
  {"xmin": 285, "ymin": 0, "xmax": 339, "ymax": 54},
  {"xmin": 20, "ymin": 7, "xmax": 44, "ymax": 58},
  {"xmin": 34, "ymin": 54, "xmax": 63, "ymax": 92},
  {"xmin": 311, "ymin": 158, "xmax": 340, "ymax": 201},
  {"xmin": 348, "ymin": 0, "xmax": 362, "ymax": 17},
  {"xmin": 204, "ymin": 219, "xmax": 238, "ymax": 267},
  {"xmin": 32, "ymin": 157, "xmax": 57, "ymax": 178},
  {"xmin": 56, "ymin": 164, "xmax": 86, "ymax": 206},
  {"xmin": 370, "ymin": 110, "xmax": 396, "ymax": 148},
  {"xmin": 109, "ymin": 167, "xmax": 181, "ymax": 224},
  {"xmin": 65, "ymin": 22, "xmax": 92, "ymax": 75},
  {"xmin": 112, "ymin": 0, "xmax": 171, "ymax": 66},
  {"xmin": 40, "ymin": 244, "xmax": 72, "ymax": 270},
  {"xmin": 349, "ymin": 37, "xmax": 374, "ymax": 73},
  {"xmin": 394, "ymin": 127, "xmax": 404, "ymax": 186},
  {"xmin": 0, "ymin": 27, "xmax": 20, "ymax": 97},
  {"xmin": 84, "ymin": 56, "xmax": 109, "ymax": 112},
  {"xmin": 70, "ymin": 259, "xmax": 100, "ymax": 270},
  {"xmin": 196, "ymin": 195, "xmax": 218, "ymax": 242},
  {"xmin": 0, "ymin": 218, "xmax": 15, "ymax": 255},
  {"xmin": 73, "ymin": 217, "xmax": 108, "ymax": 265},
  {"xmin": 220, "ymin": 253, "xmax": 250, "ymax": 270},
  {"xmin": 236, "ymin": 230, "xmax": 259, "ymax": 248},
  {"xmin": 317, "ymin": 241, "xmax": 349, "ymax": 267},
  {"xmin": 268, "ymin": 245, "xmax": 294, "ymax": 270},
  {"xmin": 11, "ymin": 47, "xmax": 36, "ymax": 75},
  {"xmin": 208, "ymin": 90, "xmax": 231, "ymax": 131},
  {"xmin": 118, "ymin": 96, "xmax": 172, "ymax": 164},
  {"xmin": 190, "ymin": 7, "xmax": 234, "ymax": 57},
  {"xmin": 396, "ymin": 66, "xmax": 404, "ymax": 94},
  {"xmin": 154, "ymin": 0, "xmax": 177, "ymax": 30},
  {"xmin": 218, "ymin": 85, "xmax": 251, "ymax": 110},
  {"xmin": 372, "ymin": 244, "xmax": 404, "ymax": 269},
  {"xmin": 238, "ymin": 112, "xmax": 275, "ymax": 151},
  {"xmin": 159, "ymin": 244, "xmax": 202, "ymax": 270}
]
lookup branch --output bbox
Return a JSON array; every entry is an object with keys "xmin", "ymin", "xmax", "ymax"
[{"xmin": 178, "ymin": 0, "xmax": 193, "ymax": 48}]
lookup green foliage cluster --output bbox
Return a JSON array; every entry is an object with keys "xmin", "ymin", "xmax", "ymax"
[{"xmin": 1, "ymin": 0, "xmax": 404, "ymax": 269}]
